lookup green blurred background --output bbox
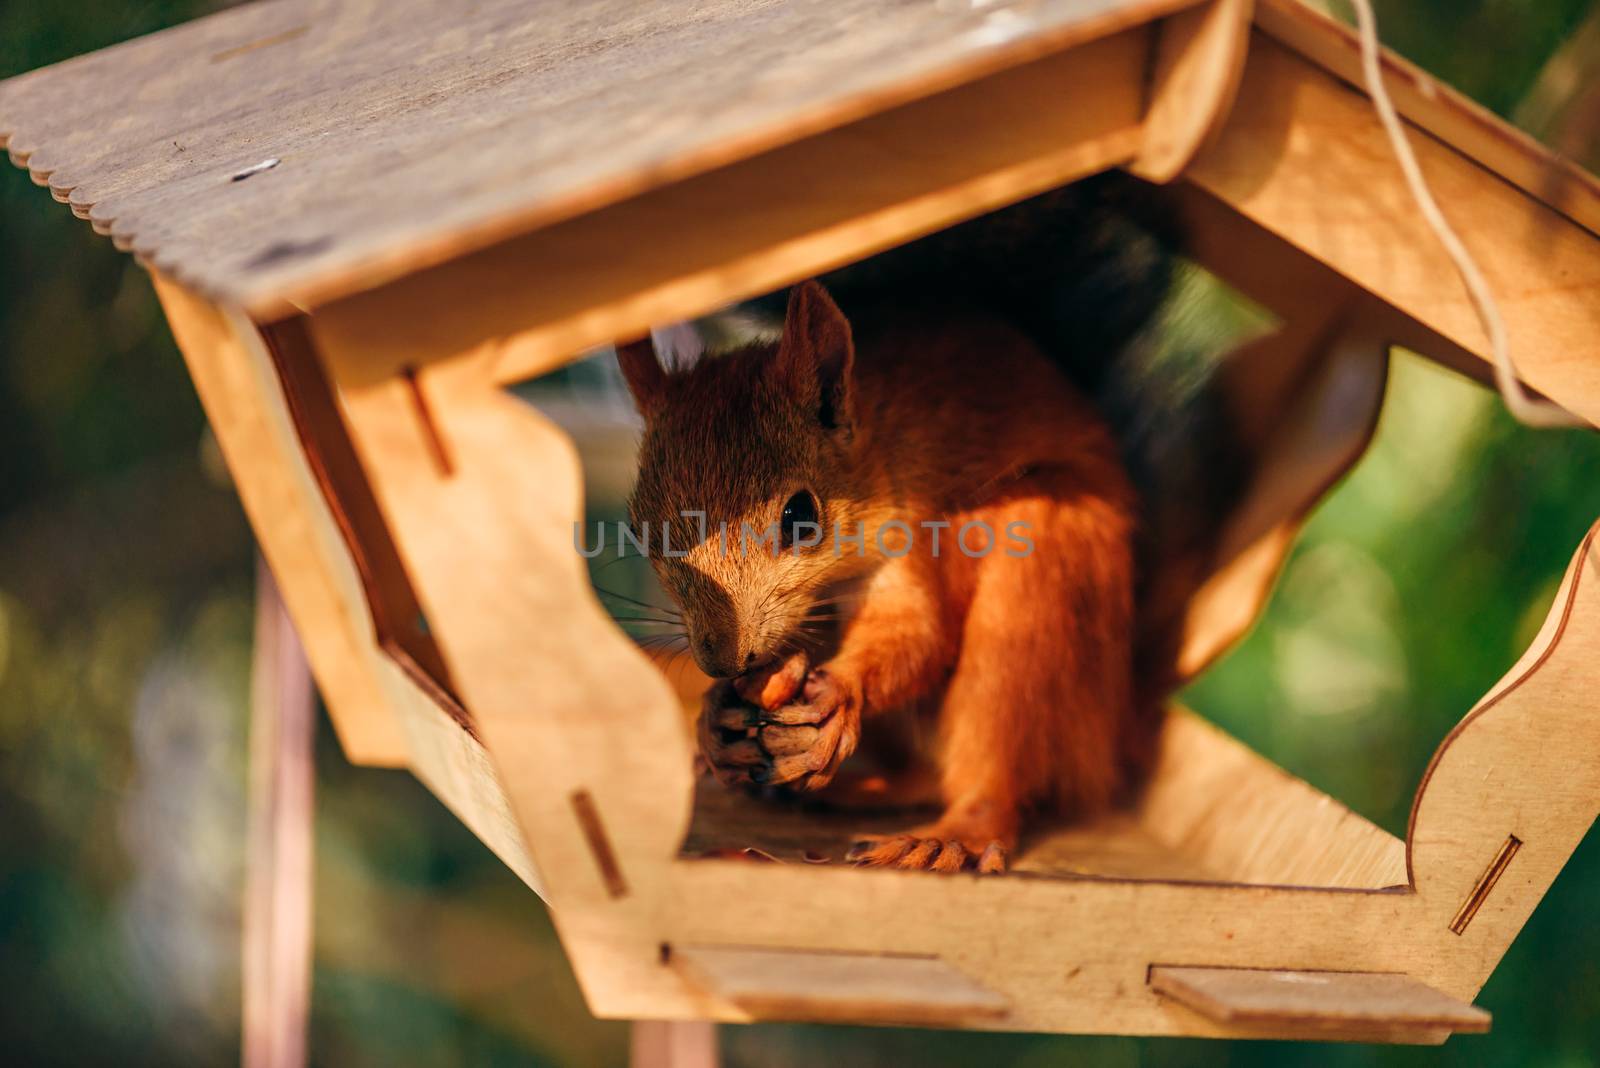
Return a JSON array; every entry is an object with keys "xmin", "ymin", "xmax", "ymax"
[{"xmin": 2, "ymin": 1, "xmax": 1599, "ymax": 1065}]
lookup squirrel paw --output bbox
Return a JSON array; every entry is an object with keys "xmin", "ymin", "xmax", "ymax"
[
  {"xmin": 696, "ymin": 659, "xmax": 861, "ymax": 792},
  {"xmin": 697, "ymin": 678, "xmax": 769, "ymax": 788},
  {"xmin": 847, "ymin": 834, "xmax": 1009, "ymax": 874},
  {"xmin": 697, "ymin": 653, "xmax": 811, "ymax": 786},
  {"xmin": 751, "ymin": 666, "xmax": 861, "ymax": 792}
]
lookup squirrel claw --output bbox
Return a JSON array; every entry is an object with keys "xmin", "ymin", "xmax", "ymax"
[
  {"xmin": 976, "ymin": 841, "xmax": 1008, "ymax": 874},
  {"xmin": 848, "ymin": 834, "xmax": 1008, "ymax": 874},
  {"xmin": 710, "ymin": 699, "xmax": 763, "ymax": 732},
  {"xmin": 748, "ymin": 666, "xmax": 860, "ymax": 791}
]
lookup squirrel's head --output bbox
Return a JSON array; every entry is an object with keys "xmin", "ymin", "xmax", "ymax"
[{"xmin": 617, "ymin": 281, "xmax": 875, "ymax": 678}]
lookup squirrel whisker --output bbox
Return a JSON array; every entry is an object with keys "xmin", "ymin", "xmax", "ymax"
[{"xmin": 594, "ymin": 586, "xmax": 683, "ymax": 617}]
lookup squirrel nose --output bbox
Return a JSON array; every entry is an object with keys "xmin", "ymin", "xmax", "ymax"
[
  {"xmin": 693, "ymin": 634, "xmax": 738, "ymax": 677},
  {"xmin": 692, "ymin": 632, "xmax": 760, "ymax": 678}
]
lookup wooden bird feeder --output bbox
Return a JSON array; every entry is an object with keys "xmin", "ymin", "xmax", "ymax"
[{"xmin": 6, "ymin": 0, "xmax": 1599, "ymax": 1045}]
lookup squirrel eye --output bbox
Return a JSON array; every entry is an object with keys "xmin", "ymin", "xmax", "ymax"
[{"xmin": 779, "ymin": 490, "xmax": 820, "ymax": 547}]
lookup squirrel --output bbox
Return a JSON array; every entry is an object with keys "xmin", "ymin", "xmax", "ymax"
[{"xmin": 615, "ymin": 176, "xmax": 1241, "ymax": 873}]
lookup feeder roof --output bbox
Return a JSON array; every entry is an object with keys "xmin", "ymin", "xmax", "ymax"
[{"xmin": 0, "ymin": 0, "xmax": 1193, "ymax": 316}]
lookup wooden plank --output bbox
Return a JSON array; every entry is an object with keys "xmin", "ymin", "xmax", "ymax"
[
  {"xmin": 1129, "ymin": 0, "xmax": 1253, "ymax": 183},
  {"xmin": 0, "ymin": 0, "xmax": 1194, "ymax": 314},
  {"xmin": 402, "ymin": 692, "xmax": 545, "ymax": 897},
  {"xmin": 152, "ymin": 277, "xmax": 541, "ymax": 892},
  {"xmin": 310, "ymin": 29, "xmax": 1148, "ymax": 386},
  {"xmin": 1149, "ymin": 966, "xmax": 1490, "ymax": 1036},
  {"xmin": 669, "ymin": 946, "xmax": 1009, "ymax": 1026},
  {"xmin": 153, "ymin": 277, "xmax": 411, "ymax": 766},
  {"xmin": 1171, "ymin": 181, "xmax": 1505, "ymax": 395},
  {"xmin": 681, "ymin": 760, "xmax": 1217, "ymax": 881},
  {"xmin": 1254, "ymin": 0, "xmax": 1600, "ymax": 240},
  {"xmin": 1188, "ymin": 33, "xmax": 1600, "ymax": 427},
  {"xmin": 1138, "ymin": 711, "xmax": 1406, "ymax": 889},
  {"xmin": 680, "ymin": 706, "xmax": 1403, "ymax": 887}
]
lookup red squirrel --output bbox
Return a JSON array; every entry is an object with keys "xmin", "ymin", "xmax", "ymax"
[
  {"xmin": 614, "ymin": 178, "xmax": 1239, "ymax": 873},
  {"xmin": 617, "ymin": 279, "xmax": 1150, "ymax": 873}
]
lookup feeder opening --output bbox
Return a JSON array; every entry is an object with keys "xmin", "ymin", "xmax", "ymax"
[{"xmin": 502, "ymin": 183, "xmax": 1409, "ymax": 890}]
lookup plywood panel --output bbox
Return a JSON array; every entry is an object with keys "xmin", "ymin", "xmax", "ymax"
[
  {"xmin": 309, "ymin": 30, "xmax": 1148, "ymax": 387},
  {"xmin": 153, "ymin": 277, "xmax": 411, "ymax": 766},
  {"xmin": 154, "ymin": 278, "xmax": 540, "ymax": 889},
  {"xmin": 1254, "ymin": 0, "xmax": 1600, "ymax": 238},
  {"xmin": 0, "ymin": 0, "xmax": 1192, "ymax": 314},
  {"xmin": 1187, "ymin": 33, "xmax": 1600, "ymax": 426}
]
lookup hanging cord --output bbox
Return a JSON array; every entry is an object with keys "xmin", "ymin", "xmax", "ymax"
[{"xmin": 1348, "ymin": 0, "xmax": 1585, "ymax": 429}]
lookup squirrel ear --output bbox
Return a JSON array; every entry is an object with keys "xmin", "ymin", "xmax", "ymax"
[
  {"xmin": 777, "ymin": 280, "xmax": 855, "ymax": 435},
  {"xmin": 615, "ymin": 335, "xmax": 669, "ymax": 418}
]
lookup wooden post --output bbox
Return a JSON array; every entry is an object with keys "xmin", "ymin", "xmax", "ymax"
[
  {"xmin": 630, "ymin": 1021, "xmax": 719, "ymax": 1068},
  {"xmin": 242, "ymin": 557, "xmax": 316, "ymax": 1068}
]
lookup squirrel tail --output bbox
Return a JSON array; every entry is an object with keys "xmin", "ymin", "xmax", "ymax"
[{"xmin": 732, "ymin": 174, "xmax": 1249, "ymax": 767}]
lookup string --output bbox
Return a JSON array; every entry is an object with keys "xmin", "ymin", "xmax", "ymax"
[{"xmin": 1348, "ymin": 0, "xmax": 1585, "ymax": 429}]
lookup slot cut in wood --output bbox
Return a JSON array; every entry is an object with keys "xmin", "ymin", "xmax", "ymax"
[
  {"xmin": 400, "ymin": 366, "xmax": 454, "ymax": 476},
  {"xmin": 571, "ymin": 789, "xmax": 629, "ymax": 899},
  {"xmin": 1450, "ymin": 834, "xmax": 1522, "ymax": 935}
]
